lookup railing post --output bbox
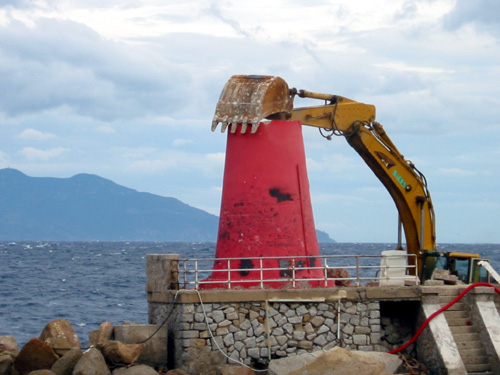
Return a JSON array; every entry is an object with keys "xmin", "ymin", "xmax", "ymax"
[
  {"xmin": 183, "ymin": 260, "xmax": 187, "ymax": 289},
  {"xmin": 356, "ymin": 256, "xmax": 360, "ymax": 286},
  {"xmin": 227, "ymin": 259, "xmax": 231, "ymax": 289},
  {"xmin": 194, "ymin": 260, "xmax": 199, "ymax": 289},
  {"xmin": 260, "ymin": 258, "xmax": 264, "ymax": 289},
  {"xmin": 323, "ymin": 261, "xmax": 328, "ymax": 287}
]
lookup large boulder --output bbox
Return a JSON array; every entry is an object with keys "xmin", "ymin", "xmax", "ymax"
[
  {"xmin": 44, "ymin": 336, "xmax": 74, "ymax": 357},
  {"xmin": 0, "ymin": 336, "xmax": 19, "ymax": 355},
  {"xmin": 96, "ymin": 322, "xmax": 114, "ymax": 349},
  {"xmin": 0, "ymin": 336, "xmax": 19, "ymax": 375},
  {"xmin": 0, "ymin": 354, "xmax": 14, "ymax": 375},
  {"xmin": 268, "ymin": 353, "xmax": 317, "ymax": 375},
  {"xmin": 269, "ymin": 347, "xmax": 393, "ymax": 375},
  {"xmin": 72, "ymin": 348, "xmax": 110, "ymax": 375},
  {"xmin": 51, "ymin": 347, "xmax": 83, "ymax": 375},
  {"xmin": 39, "ymin": 319, "xmax": 81, "ymax": 355},
  {"xmin": 102, "ymin": 341, "xmax": 143, "ymax": 365},
  {"xmin": 113, "ymin": 324, "xmax": 168, "ymax": 368},
  {"xmin": 14, "ymin": 338, "xmax": 59, "ymax": 375}
]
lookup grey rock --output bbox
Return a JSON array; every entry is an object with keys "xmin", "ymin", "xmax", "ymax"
[
  {"xmin": 247, "ymin": 348, "xmax": 260, "ymax": 359},
  {"xmin": 51, "ymin": 348, "xmax": 82, "ymax": 375},
  {"xmin": 73, "ymin": 348, "xmax": 110, "ymax": 375},
  {"xmin": 283, "ymin": 323, "xmax": 294, "ymax": 335},
  {"xmin": 211, "ymin": 311, "xmax": 225, "ymax": 323},
  {"xmin": 313, "ymin": 335, "xmax": 327, "ymax": 346},
  {"xmin": 288, "ymin": 316, "xmax": 303, "ymax": 324},
  {"xmin": 223, "ymin": 333, "xmax": 234, "ymax": 347}
]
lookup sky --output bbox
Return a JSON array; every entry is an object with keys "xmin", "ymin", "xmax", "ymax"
[{"xmin": 1, "ymin": 0, "xmax": 500, "ymax": 244}]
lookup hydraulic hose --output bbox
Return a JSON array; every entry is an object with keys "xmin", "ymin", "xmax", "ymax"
[{"xmin": 388, "ymin": 282, "xmax": 500, "ymax": 354}]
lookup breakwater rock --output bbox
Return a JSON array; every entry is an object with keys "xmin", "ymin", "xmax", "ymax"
[{"xmin": 0, "ymin": 319, "xmax": 165, "ymax": 375}]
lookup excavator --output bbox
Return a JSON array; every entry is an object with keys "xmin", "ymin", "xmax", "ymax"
[{"xmin": 211, "ymin": 75, "xmax": 491, "ymax": 284}]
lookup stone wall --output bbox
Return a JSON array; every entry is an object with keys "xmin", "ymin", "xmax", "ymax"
[{"xmin": 149, "ymin": 298, "xmax": 385, "ymax": 369}]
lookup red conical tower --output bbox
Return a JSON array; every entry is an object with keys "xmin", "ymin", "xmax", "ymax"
[{"xmin": 201, "ymin": 119, "xmax": 332, "ymax": 289}]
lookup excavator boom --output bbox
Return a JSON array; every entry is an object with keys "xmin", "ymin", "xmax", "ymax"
[{"xmin": 289, "ymin": 91, "xmax": 436, "ymax": 274}]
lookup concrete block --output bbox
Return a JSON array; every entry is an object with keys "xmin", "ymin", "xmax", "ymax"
[{"xmin": 113, "ymin": 324, "xmax": 167, "ymax": 368}]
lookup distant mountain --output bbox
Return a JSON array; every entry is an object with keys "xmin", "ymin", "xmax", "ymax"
[
  {"xmin": 316, "ymin": 230, "xmax": 335, "ymax": 243},
  {"xmin": 0, "ymin": 168, "xmax": 218, "ymax": 241},
  {"xmin": 0, "ymin": 168, "xmax": 335, "ymax": 242}
]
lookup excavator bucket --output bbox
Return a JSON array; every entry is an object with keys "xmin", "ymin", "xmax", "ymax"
[{"xmin": 211, "ymin": 75, "xmax": 294, "ymax": 134}]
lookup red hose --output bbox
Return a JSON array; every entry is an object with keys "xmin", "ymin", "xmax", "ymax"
[{"xmin": 388, "ymin": 282, "xmax": 500, "ymax": 354}]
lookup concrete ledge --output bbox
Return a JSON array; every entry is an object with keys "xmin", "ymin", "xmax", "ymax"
[
  {"xmin": 365, "ymin": 286, "xmax": 421, "ymax": 300},
  {"xmin": 148, "ymin": 286, "xmax": 422, "ymax": 304}
]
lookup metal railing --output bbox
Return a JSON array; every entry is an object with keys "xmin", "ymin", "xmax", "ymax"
[{"xmin": 172, "ymin": 253, "xmax": 418, "ymax": 290}]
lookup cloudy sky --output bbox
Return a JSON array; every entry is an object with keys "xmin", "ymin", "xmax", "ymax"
[{"xmin": 1, "ymin": 0, "xmax": 499, "ymax": 243}]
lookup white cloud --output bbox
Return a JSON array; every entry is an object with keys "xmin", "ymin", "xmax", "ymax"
[
  {"xmin": 18, "ymin": 128, "xmax": 55, "ymax": 140},
  {"xmin": 443, "ymin": 0, "xmax": 500, "ymax": 37},
  {"xmin": 20, "ymin": 146, "xmax": 69, "ymax": 161},
  {"xmin": 0, "ymin": 15, "xmax": 189, "ymax": 121}
]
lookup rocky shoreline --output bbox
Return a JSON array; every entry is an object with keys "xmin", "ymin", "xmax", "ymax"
[
  {"xmin": 0, "ymin": 319, "xmax": 168, "ymax": 375},
  {"xmin": 0, "ymin": 318, "xmax": 427, "ymax": 375}
]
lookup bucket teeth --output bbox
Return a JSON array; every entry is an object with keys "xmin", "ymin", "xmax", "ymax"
[
  {"xmin": 211, "ymin": 119, "xmax": 261, "ymax": 134},
  {"xmin": 211, "ymin": 119, "xmax": 219, "ymax": 132},
  {"xmin": 211, "ymin": 121, "xmax": 261, "ymax": 134}
]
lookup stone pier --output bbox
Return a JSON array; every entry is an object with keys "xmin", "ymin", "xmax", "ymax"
[{"xmin": 146, "ymin": 254, "xmax": 422, "ymax": 372}]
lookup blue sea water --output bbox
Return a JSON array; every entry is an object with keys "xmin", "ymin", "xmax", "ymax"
[{"xmin": 1, "ymin": 241, "xmax": 499, "ymax": 348}]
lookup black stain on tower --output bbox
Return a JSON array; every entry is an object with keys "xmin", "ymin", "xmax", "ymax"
[
  {"xmin": 269, "ymin": 188, "xmax": 293, "ymax": 202},
  {"xmin": 239, "ymin": 259, "xmax": 254, "ymax": 276}
]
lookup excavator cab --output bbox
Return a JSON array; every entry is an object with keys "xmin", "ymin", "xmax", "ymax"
[{"xmin": 421, "ymin": 251, "xmax": 490, "ymax": 284}]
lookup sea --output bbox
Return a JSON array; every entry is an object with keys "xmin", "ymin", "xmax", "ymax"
[{"xmin": 1, "ymin": 241, "xmax": 499, "ymax": 348}]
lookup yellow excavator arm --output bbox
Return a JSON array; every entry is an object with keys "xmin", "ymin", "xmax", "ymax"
[
  {"xmin": 212, "ymin": 75, "xmax": 437, "ymax": 277},
  {"xmin": 290, "ymin": 90, "xmax": 436, "ymax": 274}
]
